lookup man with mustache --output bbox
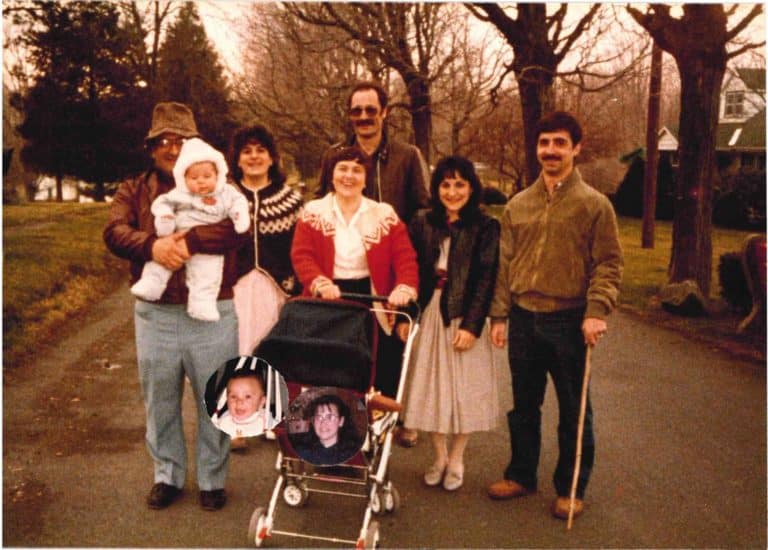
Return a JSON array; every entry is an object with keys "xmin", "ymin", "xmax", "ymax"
[
  {"xmin": 317, "ymin": 81, "xmax": 429, "ymax": 225},
  {"xmin": 316, "ymin": 81, "xmax": 430, "ymax": 448},
  {"xmin": 486, "ymin": 111, "xmax": 623, "ymax": 521}
]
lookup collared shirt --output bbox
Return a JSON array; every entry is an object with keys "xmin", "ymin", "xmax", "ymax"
[{"xmin": 331, "ymin": 196, "xmax": 371, "ymax": 280}]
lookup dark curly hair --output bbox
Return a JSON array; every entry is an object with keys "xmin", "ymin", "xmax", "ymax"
[
  {"xmin": 427, "ymin": 155, "xmax": 483, "ymax": 227},
  {"xmin": 228, "ymin": 124, "xmax": 286, "ymax": 185}
]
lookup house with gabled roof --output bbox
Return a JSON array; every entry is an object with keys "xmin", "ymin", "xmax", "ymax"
[
  {"xmin": 716, "ymin": 67, "xmax": 765, "ymax": 174},
  {"xmin": 657, "ymin": 67, "xmax": 765, "ymax": 174}
]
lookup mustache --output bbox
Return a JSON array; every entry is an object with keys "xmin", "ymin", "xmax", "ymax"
[
  {"xmin": 354, "ymin": 120, "xmax": 375, "ymax": 127},
  {"xmin": 541, "ymin": 155, "xmax": 561, "ymax": 161}
]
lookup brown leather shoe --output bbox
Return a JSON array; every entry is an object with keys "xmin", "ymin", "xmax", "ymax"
[
  {"xmin": 487, "ymin": 479, "xmax": 534, "ymax": 500},
  {"xmin": 396, "ymin": 427, "xmax": 418, "ymax": 448},
  {"xmin": 230, "ymin": 437, "xmax": 247, "ymax": 451},
  {"xmin": 550, "ymin": 496, "xmax": 584, "ymax": 520}
]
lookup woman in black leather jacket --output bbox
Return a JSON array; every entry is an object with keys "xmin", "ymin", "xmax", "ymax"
[{"xmin": 401, "ymin": 155, "xmax": 500, "ymax": 492}]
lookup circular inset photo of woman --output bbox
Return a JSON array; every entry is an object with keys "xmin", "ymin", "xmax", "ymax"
[
  {"xmin": 205, "ymin": 356, "xmax": 288, "ymax": 440},
  {"xmin": 286, "ymin": 387, "xmax": 366, "ymax": 466}
]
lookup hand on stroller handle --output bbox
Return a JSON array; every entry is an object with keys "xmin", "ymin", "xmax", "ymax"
[{"xmin": 339, "ymin": 292, "xmax": 421, "ymax": 319}]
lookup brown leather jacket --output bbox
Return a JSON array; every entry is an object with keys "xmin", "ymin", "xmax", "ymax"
[
  {"xmin": 316, "ymin": 131, "xmax": 430, "ymax": 224},
  {"xmin": 103, "ymin": 169, "xmax": 248, "ymax": 304}
]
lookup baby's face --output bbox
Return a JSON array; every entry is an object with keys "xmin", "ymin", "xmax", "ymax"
[
  {"xmin": 226, "ymin": 377, "xmax": 266, "ymax": 421},
  {"xmin": 185, "ymin": 161, "xmax": 217, "ymax": 195}
]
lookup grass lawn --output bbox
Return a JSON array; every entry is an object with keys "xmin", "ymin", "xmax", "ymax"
[
  {"xmin": 3, "ymin": 202, "xmax": 762, "ymax": 368},
  {"xmin": 616, "ymin": 216, "xmax": 756, "ymax": 309},
  {"xmin": 3, "ymin": 202, "xmax": 126, "ymax": 368}
]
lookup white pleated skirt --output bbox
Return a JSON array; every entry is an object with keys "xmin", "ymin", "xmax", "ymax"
[{"xmin": 403, "ymin": 289, "xmax": 499, "ymax": 434}]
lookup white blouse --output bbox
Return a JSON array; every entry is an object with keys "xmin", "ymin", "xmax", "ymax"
[{"xmin": 331, "ymin": 196, "xmax": 371, "ymax": 280}]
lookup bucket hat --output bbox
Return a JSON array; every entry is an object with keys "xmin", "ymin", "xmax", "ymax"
[{"xmin": 146, "ymin": 102, "xmax": 199, "ymax": 141}]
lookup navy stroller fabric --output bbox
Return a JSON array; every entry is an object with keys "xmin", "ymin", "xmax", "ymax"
[{"xmin": 256, "ymin": 298, "xmax": 375, "ymax": 394}]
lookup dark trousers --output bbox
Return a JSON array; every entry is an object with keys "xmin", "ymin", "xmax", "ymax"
[
  {"xmin": 504, "ymin": 305, "xmax": 594, "ymax": 498},
  {"xmin": 334, "ymin": 277, "xmax": 404, "ymax": 399}
]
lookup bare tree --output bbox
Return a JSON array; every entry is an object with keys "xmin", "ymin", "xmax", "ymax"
[
  {"xmin": 467, "ymin": 3, "xmax": 649, "ymax": 184},
  {"xmin": 285, "ymin": 2, "xmax": 463, "ymax": 163},
  {"xmin": 430, "ymin": 17, "xmax": 504, "ymax": 159},
  {"xmin": 117, "ymin": 1, "xmax": 176, "ymax": 94},
  {"xmin": 233, "ymin": 4, "xmax": 370, "ymax": 180},
  {"xmin": 627, "ymin": 3, "xmax": 764, "ymax": 295}
]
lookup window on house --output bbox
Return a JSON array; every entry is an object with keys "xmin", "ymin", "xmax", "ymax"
[{"xmin": 725, "ymin": 91, "xmax": 745, "ymax": 118}]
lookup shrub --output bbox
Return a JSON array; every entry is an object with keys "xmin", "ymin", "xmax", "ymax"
[
  {"xmin": 713, "ymin": 170, "xmax": 766, "ymax": 230},
  {"xmin": 612, "ymin": 155, "xmax": 676, "ymax": 220},
  {"xmin": 718, "ymin": 251, "xmax": 751, "ymax": 312}
]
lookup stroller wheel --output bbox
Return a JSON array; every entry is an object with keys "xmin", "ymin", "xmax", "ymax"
[
  {"xmin": 370, "ymin": 487, "xmax": 382, "ymax": 515},
  {"xmin": 359, "ymin": 520, "xmax": 380, "ymax": 549},
  {"xmin": 248, "ymin": 506, "xmax": 269, "ymax": 546},
  {"xmin": 282, "ymin": 482, "xmax": 308, "ymax": 507},
  {"xmin": 383, "ymin": 483, "xmax": 400, "ymax": 513}
]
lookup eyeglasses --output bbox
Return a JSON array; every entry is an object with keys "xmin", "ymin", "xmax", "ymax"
[
  {"xmin": 157, "ymin": 137, "xmax": 187, "ymax": 149},
  {"xmin": 313, "ymin": 413, "xmax": 340, "ymax": 423},
  {"xmin": 349, "ymin": 106, "xmax": 379, "ymax": 118}
]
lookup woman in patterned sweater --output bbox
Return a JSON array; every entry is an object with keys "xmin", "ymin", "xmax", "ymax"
[{"xmin": 229, "ymin": 125, "xmax": 304, "ymax": 357}]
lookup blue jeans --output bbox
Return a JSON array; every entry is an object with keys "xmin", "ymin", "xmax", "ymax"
[
  {"xmin": 504, "ymin": 305, "xmax": 594, "ymax": 498},
  {"xmin": 134, "ymin": 299, "xmax": 237, "ymax": 490}
]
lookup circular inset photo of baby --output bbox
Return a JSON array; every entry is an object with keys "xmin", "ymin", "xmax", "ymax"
[
  {"xmin": 205, "ymin": 356, "xmax": 288, "ymax": 439},
  {"xmin": 286, "ymin": 387, "xmax": 366, "ymax": 466}
]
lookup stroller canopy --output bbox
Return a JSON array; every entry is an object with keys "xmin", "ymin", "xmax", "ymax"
[{"xmin": 256, "ymin": 298, "xmax": 375, "ymax": 393}]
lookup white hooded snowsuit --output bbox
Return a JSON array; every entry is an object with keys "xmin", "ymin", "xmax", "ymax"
[{"xmin": 131, "ymin": 138, "xmax": 249, "ymax": 321}]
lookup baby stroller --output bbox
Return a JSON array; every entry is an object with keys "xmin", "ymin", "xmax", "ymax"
[{"xmin": 247, "ymin": 295, "xmax": 419, "ymax": 548}]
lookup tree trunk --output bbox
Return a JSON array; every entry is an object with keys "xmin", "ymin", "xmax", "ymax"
[
  {"xmin": 517, "ymin": 70, "xmax": 556, "ymax": 185},
  {"xmin": 642, "ymin": 43, "xmax": 662, "ymax": 249},
  {"xmin": 93, "ymin": 182, "xmax": 105, "ymax": 202},
  {"xmin": 405, "ymin": 75, "xmax": 432, "ymax": 164},
  {"xmin": 667, "ymin": 57, "xmax": 725, "ymax": 295},
  {"xmin": 55, "ymin": 173, "xmax": 63, "ymax": 202}
]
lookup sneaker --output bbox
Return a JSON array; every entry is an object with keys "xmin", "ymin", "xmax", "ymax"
[
  {"xmin": 200, "ymin": 488, "xmax": 227, "ymax": 511},
  {"xmin": 550, "ymin": 496, "xmax": 584, "ymax": 520},
  {"xmin": 147, "ymin": 483, "xmax": 182, "ymax": 509}
]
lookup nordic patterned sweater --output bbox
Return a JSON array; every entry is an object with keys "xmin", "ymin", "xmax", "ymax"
[{"xmin": 233, "ymin": 179, "xmax": 304, "ymax": 296}]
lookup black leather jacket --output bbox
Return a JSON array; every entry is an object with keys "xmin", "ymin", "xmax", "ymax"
[{"xmin": 408, "ymin": 209, "xmax": 500, "ymax": 336}]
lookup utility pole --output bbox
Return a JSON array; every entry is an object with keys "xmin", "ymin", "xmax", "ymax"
[{"xmin": 642, "ymin": 43, "xmax": 662, "ymax": 248}]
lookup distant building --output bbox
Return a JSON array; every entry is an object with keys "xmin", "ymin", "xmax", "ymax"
[{"xmin": 658, "ymin": 67, "xmax": 766, "ymax": 174}]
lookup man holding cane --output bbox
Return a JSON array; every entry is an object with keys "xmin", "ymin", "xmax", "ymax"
[{"xmin": 486, "ymin": 111, "xmax": 623, "ymax": 520}]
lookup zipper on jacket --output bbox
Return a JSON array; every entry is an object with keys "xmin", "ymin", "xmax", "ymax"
[
  {"xmin": 530, "ymin": 197, "xmax": 550, "ymax": 288},
  {"xmin": 252, "ymin": 193, "xmax": 259, "ymax": 266}
]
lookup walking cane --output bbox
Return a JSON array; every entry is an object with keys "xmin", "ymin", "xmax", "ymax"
[{"xmin": 567, "ymin": 344, "xmax": 593, "ymax": 530}]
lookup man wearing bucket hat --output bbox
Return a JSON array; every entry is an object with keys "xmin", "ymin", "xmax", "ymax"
[{"xmin": 104, "ymin": 102, "xmax": 245, "ymax": 511}]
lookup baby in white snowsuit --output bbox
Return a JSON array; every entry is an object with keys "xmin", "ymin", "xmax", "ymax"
[{"xmin": 131, "ymin": 137, "xmax": 249, "ymax": 321}]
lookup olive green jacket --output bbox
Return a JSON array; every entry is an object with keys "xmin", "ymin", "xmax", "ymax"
[{"xmin": 489, "ymin": 168, "xmax": 623, "ymax": 320}]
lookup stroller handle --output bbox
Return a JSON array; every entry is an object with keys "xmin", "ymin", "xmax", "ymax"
[{"xmin": 339, "ymin": 292, "xmax": 421, "ymax": 322}]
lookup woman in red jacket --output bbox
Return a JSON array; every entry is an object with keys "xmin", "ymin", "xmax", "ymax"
[{"xmin": 291, "ymin": 146, "xmax": 418, "ymax": 398}]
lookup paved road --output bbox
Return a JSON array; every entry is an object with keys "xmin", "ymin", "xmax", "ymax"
[{"xmin": 3, "ymin": 285, "xmax": 765, "ymax": 548}]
